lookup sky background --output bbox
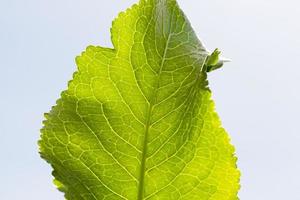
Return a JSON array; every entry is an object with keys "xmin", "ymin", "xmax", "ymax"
[{"xmin": 1, "ymin": 0, "xmax": 300, "ymax": 199}]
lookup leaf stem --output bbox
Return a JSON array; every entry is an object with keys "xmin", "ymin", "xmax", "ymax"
[{"xmin": 137, "ymin": 34, "xmax": 172, "ymax": 200}]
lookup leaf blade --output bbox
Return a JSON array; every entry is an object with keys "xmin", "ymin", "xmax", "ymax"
[{"xmin": 39, "ymin": 0, "xmax": 240, "ymax": 199}]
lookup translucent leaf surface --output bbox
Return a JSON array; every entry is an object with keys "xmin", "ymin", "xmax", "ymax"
[{"xmin": 39, "ymin": 0, "xmax": 240, "ymax": 199}]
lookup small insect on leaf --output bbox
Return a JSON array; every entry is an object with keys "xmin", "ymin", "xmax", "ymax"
[{"xmin": 205, "ymin": 48, "xmax": 225, "ymax": 72}]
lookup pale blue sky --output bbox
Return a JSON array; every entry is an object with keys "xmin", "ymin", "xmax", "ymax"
[{"xmin": 1, "ymin": 0, "xmax": 300, "ymax": 199}]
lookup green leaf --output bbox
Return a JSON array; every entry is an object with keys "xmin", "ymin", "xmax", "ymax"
[{"xmin": 39, "ymin": 0, "xmax": 240, "ymax": 199}]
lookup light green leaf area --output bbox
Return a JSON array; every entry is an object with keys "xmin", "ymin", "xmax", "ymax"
[{"xmin": 39, "ymin": 0, "xmax": 240, "ymax": 199}]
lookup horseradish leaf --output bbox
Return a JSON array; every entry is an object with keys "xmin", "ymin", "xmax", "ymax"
[{"xmin": 39, "ymin": 0, "xmax": 240, "ymax": 199}]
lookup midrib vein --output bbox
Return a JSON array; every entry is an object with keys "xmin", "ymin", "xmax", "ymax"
[{"xmin": 137, "ymin": 34, "xmax": 172, "ymax": 200}]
